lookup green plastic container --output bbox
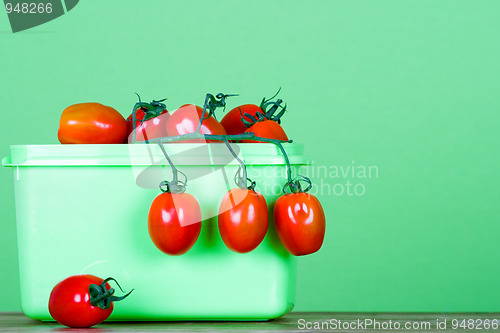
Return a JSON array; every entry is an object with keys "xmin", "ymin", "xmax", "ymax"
[{"xmin": 3, "ymin": 143, "xmax": 307, "ymax": 321}]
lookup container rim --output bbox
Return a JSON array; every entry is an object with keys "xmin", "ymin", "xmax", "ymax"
[{"xmin": 4, "ymin": 143, "xmax": 309, "ymax": 167}]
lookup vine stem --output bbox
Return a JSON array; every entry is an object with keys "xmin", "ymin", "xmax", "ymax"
[
  {"xmin": 156, "ymin": 142, "xmax": 179, "ymax": 185},
  {"xmin": 131, "ymin": 94, "xmax": 141, "ymax": 144},
  {"xmin": 136, "ymin": 92, "xmax": 297, "ymax": 193},
  {"xmin": 195, "ymin": 94, "xmax": 213, "ymax": 134},
  {"xmin": 148, "ymin": 132, "xmax": 294, "ymax": 188},
  {"xmin": 222, "ymin": 138, "xmax": 248, "ymax": 189}
]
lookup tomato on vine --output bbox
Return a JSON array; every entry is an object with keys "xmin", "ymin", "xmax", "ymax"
[
  {"xmin": 221, "ymin": 104, "xmax": 263, "ymax": 135},
  {"xmin": 218, "ymin": 186, "xmax": 268, "ymax": 253},
  {"xmin": 274, "ymin": 178, "xmax": 326, "ymax": 256},
  {"xmin": 148, "ymin": 180, "xmax": 202, "ymax": 255},
  {"xmin": 244, "ymin": 120, "xmax": 288, "ymax": 142},
  {"xmin": 165, "ymin": 104, "xmax": 227, "ymax": 143},
  {"xmin": 221, "ymin": 89, "xmax": 286, "ymax": 137},
  {"xmin": 48, "ymin": 275, "xmax": 132, "ymax": 328},
  {"xmin": 238, "ymin": 92, "xmax": 289, "ymax": 142},
  {"xmin": 126, "ymin": 96, "xmax": 170, "ymax": 142}
]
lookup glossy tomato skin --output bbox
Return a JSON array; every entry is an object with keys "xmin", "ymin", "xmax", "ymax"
[
  {"xmin": 274, "ymin": 193, "xmax": 326, "ymax": 256},
  {"xmin": 148, "ymin": 192, "xmax": 202, "ymax": 255},
  {"xmin": 165, "ymin": 104, "xmax": 227, "ymax": 143},
  {"xmin": 58, "ymin": 103, "xmax": 127, "ymax": 144},
  {"xmin": 221, "ymin": 104, "xmax": 263, "ymax": 135},
  {"xmin": 242, "ymin": 120, "xmax": 289, "ymax": 143},
  {"xmin": 218, "ymin": 189, "xmax": 268, "ymax": 253},
  {"xmin": 126, "ymin": 106, "xmax": 150, "ymax": 123},
  {"xmin": 126, "ymin": 110, "xmax": 170, "ymax": 142},
  {"xmin": 48, "ymin": 275, "xmax": 113, "ymax": 328}
]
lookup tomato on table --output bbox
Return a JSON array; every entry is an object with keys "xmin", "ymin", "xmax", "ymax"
[
  {"xmin": 218, "ymin": 188, "xmax": 268, "ymax": 253},
  {"xmin": 165, "ymin": 104, "xmax": 227, "ymax": 143},
  {"xmin": 48, "ymin": 275, "xmax": 131, "ymax": 328},
  {"xmin": 58, "ymin": 103, "xmax": 127, "ymax": 144},
  {"xmin": 274, "ymin": 192, "xmax": 326, "ymax": 256}
]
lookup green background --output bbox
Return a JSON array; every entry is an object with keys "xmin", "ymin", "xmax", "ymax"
[{"xmin": 1, "ymin": 0, "xmax": 500, "ymax": 312}]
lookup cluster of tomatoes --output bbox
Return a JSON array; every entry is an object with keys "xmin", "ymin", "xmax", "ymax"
[
  {"xmin": 52, "ymin": 92, "xmax": 326, "ymax": 328},
  {"xmin": 149, "ymin": 183, "xmax": 325, "ymax": 256},
  {"xmin": 57, "ymin": 93, "xmax": 288, "ymax": 144},
  {"xmin": 57, "ymin": 93, "xmax": 326, "ymax": 256}
]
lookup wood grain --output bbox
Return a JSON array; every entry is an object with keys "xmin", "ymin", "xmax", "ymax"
[{"xmin": 0, "ymin": 312, "xmax": 499, "ymax": 332}]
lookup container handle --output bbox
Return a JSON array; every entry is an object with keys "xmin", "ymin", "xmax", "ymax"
[{"xmin": 1, "ymin": 157, "xmax": 12, "ymax": 167}]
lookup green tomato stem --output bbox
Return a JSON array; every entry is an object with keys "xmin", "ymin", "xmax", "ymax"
[
  {"xmin": 222, "ymin": 138, "xmax": 248, "ymax": 189},
  {"xmin": 88, "ymin": 277, "xmax": 133, "ymax": 310},
  {"xmin": 148, "ymin": 132, "xmax": 294, "ymax": 193},
  {"xmin": 132, "ymin": 92, "xmax": 309, "ymax": 194}
]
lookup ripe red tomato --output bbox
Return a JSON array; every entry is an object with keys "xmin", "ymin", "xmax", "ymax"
[
  {"xmin": 126, "ymin": 110, "xmax": 170, "ymax": 142},
  {"xmin": 242, "ymin": 120, "xmax": 289, "ymax": 142},
  {"xmin": 58, "ymin": 103, "xmax": 127, "ymax": 144},
  {"xmin": 165, "ymin": 104, "xmax": 227, "ymax": 143},
  {"xmin": 218, "ymin": 188, "xmax": 268, "ymax": 253},
  {"xmin": 220, "ymin": 104, "xmax": 263, "ymax": 135},
  {"xmin": 274, "ymin": 193, "xmax": 326, "ymax": 256},
  {"xmin": 148, "ymin": 192, "xmax": 202, "ymax": 255},
  {"xmin": 48, "ymin": 275, "xmax": 113, "ymax": 328}
]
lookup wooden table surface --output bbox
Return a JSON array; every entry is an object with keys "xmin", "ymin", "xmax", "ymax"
[{"xmin": 1, "ymin": 312, "xmax": 499, "ymax": 332}]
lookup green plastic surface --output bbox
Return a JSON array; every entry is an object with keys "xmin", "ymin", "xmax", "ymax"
[{"xmin": 5, "ymin": 143, "xmax": 306, "ymax": 321}]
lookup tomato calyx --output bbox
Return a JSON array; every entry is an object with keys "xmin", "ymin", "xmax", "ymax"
[
  {"xmin": 234, "ymin": 167, "xmax": 257, "ymax": 191},
  {"xmin": 88, "ymin": 277, "xmax": 133, "ymax": 310},
  {"xmin": 159, "ymin": 179, "xmax": 187, "ymax": 194},
  {"xmin": 240, "ymin": 88, "xmax": 287, "ymax": 128},
  {"xmin": 133, "ymin": 94, "xmax": 167, "ymax": 122},
  {"xmin": 246, "ymin": 178, "xmax": 257, "ymax": 191},
  {"xmin": 143, "ymin": 99, "xmax": 168, "ymax": 121},
  {"xmin": 221, "ymin": 140, "xmax": 258, "ymax": 191},
  {"xmin": 156, "ymin": 143, "xmax": 189, "ymax": 194},
  {"xmin": 283, "ymin": 175, "xmax": 313, "ymax": 194},
  {"xmin": 202, "ymin": 93, "xmax": 238, "ymax": 121}
]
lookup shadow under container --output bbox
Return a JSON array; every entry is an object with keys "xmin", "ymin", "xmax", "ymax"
[{"xmin": 3, "ymin": 143, "xmax": 307, "ymax": 321}]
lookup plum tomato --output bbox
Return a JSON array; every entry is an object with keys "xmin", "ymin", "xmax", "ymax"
[
  {"xmin": 242, "ymin": 120, "xmax": 288, "ymax": 142},
  {"xmin": 220, "ymin": 104, "xmax": 263, "ymax": 135},
  {"xmin": 58, "ymin": 103, "xmax": 127, "ymax": 144},
  {"xmin": 148, "ymin": 191, "xmax": 202, "ymax": 255},
  {"xmin": 218, "ymin": 188, "xmax": 268, "ymax": 253},
  {"xmin": 165, "ymin": 104, "xmax": 226, "ymax": 143},
  {"xmin": 125, "ymin": 99, "xmax": 170, "ymax": 142},
  {"xmin": 48, "ymin": 275, "xmax": 131, "ymax": 328},
  {"xmin": 126, "ymin": 111, "xmax": 170, "ymax": 142},
  {"xmin": 274, "ymin": 192, "xmax": 325, "ymax": 256}
]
